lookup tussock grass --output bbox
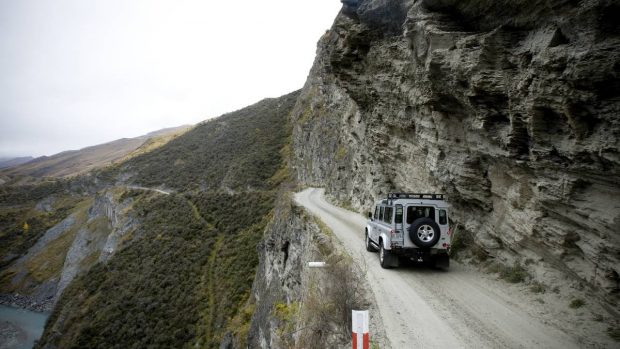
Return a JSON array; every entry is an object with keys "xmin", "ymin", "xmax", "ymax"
[
  {"xmin": 529, "ymin": 281, "xmax": 547, "ymax": 293},
  {"xmin": 486, "ymin": 261, "xmax": 529, "ymax": 283},
  {"xmin": 608, "ymin": 326, "xmax": 620, "ymax": 341},
  {"xmin": 569, "ymin": 298, "xmax": 585, "ymax": 309}
]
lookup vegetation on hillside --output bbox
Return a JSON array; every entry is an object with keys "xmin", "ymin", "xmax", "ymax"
[
  {"xmin": 0, "ymin": 180, "xmax": 81, "ymax": 267},
  {"xmin": 36, "ymin": 91, "xmax": 300, "ymax": 348},
  {"xmin": 40, "ymin": 193, "xmax": 215, "ymax": 348},
  {"xmin": 122, "ymin": 92, "xmax": 298, "ymax": 192}
]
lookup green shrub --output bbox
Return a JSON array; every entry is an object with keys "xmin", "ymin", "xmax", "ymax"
[
  {"xmin": 569, "ymin": 298, "xmax": 585, "ymax": 309},
  {"xmin": 608, "ymin": 326, "xmax": 620, "ymax": 341},
  {"xmin": 529, "ymin": 281, "xmax": 547, "ymax": 293},
  {"xmin": 449, "ymin": 225, "xmax": 472, "ymax": 259},
  {"xmin": 486, "ymin": 262, "xmax": 529, "ymax": 284},
  {"xmin": 499, "ymin": 263, "xmax": 528, "ymax": 283}
]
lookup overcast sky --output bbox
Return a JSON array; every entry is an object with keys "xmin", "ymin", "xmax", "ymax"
[{"xmin": 0, "ymin": 0, "xmax": 342, "ymax": 158}]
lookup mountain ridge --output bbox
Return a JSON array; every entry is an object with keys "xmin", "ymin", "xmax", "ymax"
[
  {"xmin": 1, "ymin": 125, "xmax": 191, "ymax": 179},
  {"xmin": 0, "ymin": 157, "xmax": 34, "ymax": 170}
]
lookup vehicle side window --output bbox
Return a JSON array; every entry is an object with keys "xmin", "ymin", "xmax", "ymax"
[
  {"xmin": 384, "ymin": 206, "xmax": 393, "ymax": 224},
  {"xmin": 379, "ymin": 206, "xmax": 384, "ymax": 222},
  {"xmin": 439, "ymin": 209, "xmax": 448, "ymax": 225},
  {"xmin": 395, "ymin": 205, "xmax": 403, "ymax": 224},
  {"xmin": 374, "ymin": 206, "xmax": 379, "ymax": 220}
]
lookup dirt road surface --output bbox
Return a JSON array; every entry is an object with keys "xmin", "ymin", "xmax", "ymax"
[{"xmin": 295, "ymin": 188, "xmax": 581, "ymax": 349}]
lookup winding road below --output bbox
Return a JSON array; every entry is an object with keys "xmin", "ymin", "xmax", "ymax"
[
  {"xmin": 295, "ymin": 188, "xmax": 580, "ymax": 349},
  {"xmin": 125, "ymin": 185, "xmax": 170, "ymax": 195}
]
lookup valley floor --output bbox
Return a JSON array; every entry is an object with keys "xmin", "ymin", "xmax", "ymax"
[{"xmin": 295, "ymin": 188, "xmax": 616, "ymax": 349}]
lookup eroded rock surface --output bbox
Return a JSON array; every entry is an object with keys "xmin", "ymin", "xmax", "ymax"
[
  {"xmin": 247, "ymin": 202, "xmax": 319, "ymax": 348},
  {"xmin": 1, "ymin": 189, "xmax": 138, "ymax": 311},
  {"xmin": 291, "ymin": 0, "xmax": 620, "ymax": 305}
]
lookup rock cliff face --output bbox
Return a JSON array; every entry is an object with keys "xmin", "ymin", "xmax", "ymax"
[
  {"xmin": 246, "ymin": 196, "xmax": 378, "ymax": 349},
  {"xmin": 247, "ymin": 201, "xmax": 319, "ymax": 348},
  {"xmin": 291, "ymin": 0, "xmax": 620, "ymax": 304},
  {"xmin": 0, "ymin": 189, "xmax": 137, "ymax": 311}
]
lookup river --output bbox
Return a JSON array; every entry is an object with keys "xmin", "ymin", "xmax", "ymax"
[{"xmin": 0, "ymin": 305, "xmax": 48, "ymax": 349}]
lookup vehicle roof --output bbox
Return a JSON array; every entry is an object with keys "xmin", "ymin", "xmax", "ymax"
[{"xmin": 374, "ymin": 198, "xmax": 450, "ymax": 208}]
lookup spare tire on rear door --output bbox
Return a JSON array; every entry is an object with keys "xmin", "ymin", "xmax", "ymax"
[{"xmin": 408, "ymin": 218, "xmax": 440, "ymax": 248}]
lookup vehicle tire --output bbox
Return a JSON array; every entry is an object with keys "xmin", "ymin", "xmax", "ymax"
[
  {"xmin": 365, "ymin": 230, "xmax": 378, "ymax": 252},
  {"xmin": 379, "ymin": 241, "xmax": 395, "ymax": 269},
  {"xmin": 408, "ymin": 218, "xmax": 441, "ymax": 248}
]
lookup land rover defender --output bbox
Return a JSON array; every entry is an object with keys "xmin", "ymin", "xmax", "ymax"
[{"xmin": 365, "ymin": 193, "xmax": 451, "ymax": 269}]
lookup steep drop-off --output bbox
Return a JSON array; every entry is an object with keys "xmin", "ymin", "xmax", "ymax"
[
  {"xmin": 291, "ymin": 0, "xmax": 619, "ymax": 307},
  {"xmin": 0, "ymin": 92, "xmax": 299, "ymax": 349}
]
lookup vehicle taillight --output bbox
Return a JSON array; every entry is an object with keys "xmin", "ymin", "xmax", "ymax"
[{"xmin": 390, "ymin": 229, "xmax": 395, "ymax": 236}]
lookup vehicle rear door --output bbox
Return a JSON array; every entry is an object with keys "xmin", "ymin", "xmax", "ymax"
[{"xmin": 392, "ymin": 203, "xmax": 404, "ymax": 245}]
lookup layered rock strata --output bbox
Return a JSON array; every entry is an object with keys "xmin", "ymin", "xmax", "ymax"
[{"xmin": 291, "ymin": 0, "xmax": 620, "ymax": 304}]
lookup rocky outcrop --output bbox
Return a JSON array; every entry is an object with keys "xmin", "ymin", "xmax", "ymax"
[
  {"xmin": 247, "ymin": 200, "xmax": 320, "ymax": 348},
  {"xmin": 1, "ymin": 188, "xmax": 138, "ymax": 311},
  {"xmin": 54, "ymin": 191, "xmax": 124, "ymax": 300},
  {"xmin": 291, "ymin": 0, "xmax": 620, "ymax": 306},
  {"xmin": 1, "ymin": 214, "xmax": 78, "ymax": 311},
  {"xmin": 246, "ymin": 195, "xmax": 376, "ymax": 349}
]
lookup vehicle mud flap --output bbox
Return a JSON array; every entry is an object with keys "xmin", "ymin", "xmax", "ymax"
[
  {"xmin": 389, "ymin": 253, "xmax": 400, "ymax": 268},
  {"xmin": 434, "ymin": 253, "xmax": 450, "ymax": 269},
  {"xmin": 379, "ymin": 243, "xmax": 399, "ymax": 269}
]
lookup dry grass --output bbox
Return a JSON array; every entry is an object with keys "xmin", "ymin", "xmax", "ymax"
[
  {"xmin": 295, "ymin": 253, "xmax": 367, "ymax": 349},
  {"xmin": 271, "ymin": 210, "xmax": 369, "ymax": 349},
  {"xmin": 116, "ymin": 126, "xmax": 191, "ymax": 164}
]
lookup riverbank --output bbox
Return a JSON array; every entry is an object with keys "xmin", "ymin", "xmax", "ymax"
[
  {"xmin": 0, "ymin": 294, "xmax": 52, "ymax": 313},
  {"xmin": 0, "ymin": 305, "xmax": 49, "ymax": 349}
]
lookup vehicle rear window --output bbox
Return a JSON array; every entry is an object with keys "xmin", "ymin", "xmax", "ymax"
[
  {"xmin": 439, "ymin": 209, "xmax": 448, "ymax": 225},
  {"xmin": 379, "ymin": 206, "xmax": 384, "ymax": 221},
  {"xmin": 406, "ymin": 206, "xmax": 435, "ymax": 224},
  {"xmin": 395, "ymin": 205, "xmax": 403, "ymax": 224},
  {"xmin": 374, "ymin": 206, "xmax": 379, "ymax": 220}
]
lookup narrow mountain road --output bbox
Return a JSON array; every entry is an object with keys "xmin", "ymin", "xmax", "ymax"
[
  {"xmin": 125, "ymin": 185, "xmax": 170, "ymax": 195},
  {"xmin": 295, "ymin": 188, "xmax": 580, "ymax": 349}
]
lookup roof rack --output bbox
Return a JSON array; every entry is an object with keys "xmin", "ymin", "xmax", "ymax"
[{"xmin": 387, "ymin": 193, "xmax": 445, "ymax": 200}]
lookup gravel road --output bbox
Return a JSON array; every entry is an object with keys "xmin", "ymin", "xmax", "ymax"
[{"xmin": 295, "ymin": 188, "xmax": 580, "ymax": 349}]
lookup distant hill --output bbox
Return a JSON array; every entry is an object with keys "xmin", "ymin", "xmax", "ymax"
[
  {"xmin": 0, "ymin": 157, "xmax": 34, "ymax": 170},
  {"xmin": 1, "ymin": 125, "xmax": 191, "ymax": 179}
]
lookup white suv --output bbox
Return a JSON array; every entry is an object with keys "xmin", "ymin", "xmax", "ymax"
[{"xmin": 365, "ymin": 193, "xmax": 451, "ymax": 269}]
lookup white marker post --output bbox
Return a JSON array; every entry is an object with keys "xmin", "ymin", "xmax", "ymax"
[
  {"xmin": 352, "ymin": 310, "xmax": 369, "ymax": 349},
  {"xmin": 308, "ymin": 261, "xmax": 327, "ymax": 268}
]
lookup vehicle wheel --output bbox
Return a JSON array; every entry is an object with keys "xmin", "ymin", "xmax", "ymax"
[
  {"xmin": 408, "ymin": 218, "xmax": 441, "ymax": 248},
  {"xmin": 379, "ymin": 242, "xmax": 395, "ymax": 269},
  {"xmin": 365, "ymin": 230, "xmax": 378, "ymax": 252}
]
